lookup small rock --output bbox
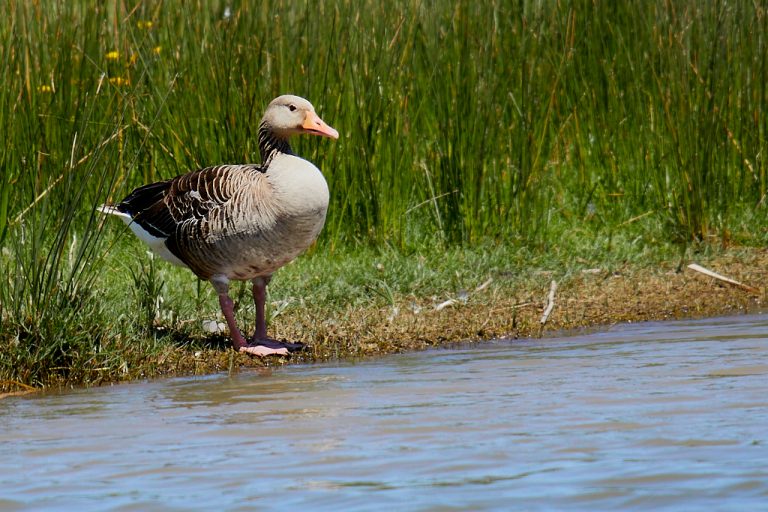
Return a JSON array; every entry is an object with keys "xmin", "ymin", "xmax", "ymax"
[{"xmin": 202, "ymin": 319, "xmax": 226, "ymax": 334}]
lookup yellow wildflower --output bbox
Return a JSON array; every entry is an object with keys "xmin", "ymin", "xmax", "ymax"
[
  {"xmin": 152, "ymin": 46, "xmax": 162, "ymax": 55},
  {"xmin": 137, "ymin": 20, "xmax": 154, "ymax": 30},
  {"xmin": 106, "ymin": 50, "xmax": 120, "ymax": 61},
  {"xmin": 37, "ymin": 84, "xmax": 53, "ymax": 93},
  {"xmin": 109, "ymin": 76, "xmax": 130, "ymax": 86}
]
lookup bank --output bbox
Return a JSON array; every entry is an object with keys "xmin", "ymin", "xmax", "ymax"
[{"xmin": 4, "ymin": 245, "xmax": 763, "ymax": 398}]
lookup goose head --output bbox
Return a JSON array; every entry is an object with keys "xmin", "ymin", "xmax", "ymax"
[{"xmin": 261, "ymin": 95, "xmax": 339, "ymax": 140}]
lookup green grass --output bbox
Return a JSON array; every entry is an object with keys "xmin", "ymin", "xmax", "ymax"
[{"xmin": 1, "ymin": 0, "xmax": 767, "ymax": 390}]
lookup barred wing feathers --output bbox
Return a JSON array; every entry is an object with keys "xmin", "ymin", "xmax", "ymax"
[{"xmin": 105, "ymin": 165, "xmax": 264, "ymax": 271}]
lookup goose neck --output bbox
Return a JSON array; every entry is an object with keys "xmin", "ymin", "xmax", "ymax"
[{"xmin": 258, "ymin": 122, "xmax": 293, "ymax": 165}]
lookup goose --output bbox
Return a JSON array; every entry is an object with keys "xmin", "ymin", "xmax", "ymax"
[{"xmin": 99, "ymin": 94, "xmax": 338, "ymax": 356}]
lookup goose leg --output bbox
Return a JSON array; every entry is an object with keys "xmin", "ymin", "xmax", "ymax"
[
  {"xmin": 250, "ymin": 276, "xmax": 306, "ymax": 352},
  {"xmin": 251, "ymin": 275, "xmax": 271, "ymax": 340},
  {"xmin": 211, "ymin": 276, "xmax": 288, "ymax": 357}
]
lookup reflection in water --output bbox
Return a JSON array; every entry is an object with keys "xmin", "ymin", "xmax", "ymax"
[{"xmin": 1, "ymin": 315, "xmax": 767, "ymax": 510}]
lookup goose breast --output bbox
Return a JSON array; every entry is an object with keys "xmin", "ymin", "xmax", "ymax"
[{"xmin": 173, "ymin": 157, "xmax": 329, "ymax": 281}]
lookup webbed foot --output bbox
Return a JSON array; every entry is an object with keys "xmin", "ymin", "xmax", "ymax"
[
  {"xmin": 238, "ymin": 343, "xmax": 289, "ymax": 357},
  {"xmin": 250, "ymin": 337, "xmax": 307, "ymax": 353}
]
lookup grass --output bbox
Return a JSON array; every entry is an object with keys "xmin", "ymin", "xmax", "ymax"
[{"xmin": 1, "ymin": 0, "xmax": 767, "ymax": 391}]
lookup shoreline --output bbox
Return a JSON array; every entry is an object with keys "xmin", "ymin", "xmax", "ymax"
[
  {"xmin": 292, "ymin": 253, "xmax": 766, "ymax": 360},
  {"xmin": 2, "ymin": 248, "xmax": 765, "ymax": 397}
]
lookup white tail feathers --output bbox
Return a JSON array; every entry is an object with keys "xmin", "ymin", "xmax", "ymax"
[
  {"xmin": 98, "ymin": 203, "xmax": 188, "ymax": 268},
  {"xmin": 97, "ymin": 204, "xmax": 129, "ymax": 220}
]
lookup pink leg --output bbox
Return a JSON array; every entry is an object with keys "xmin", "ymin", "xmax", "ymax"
[
  {"xmin": 211, "ymin": 276, "xmax": 287, "ymax": 357},
  {"xmin": 218, "ymin": 293, "xmax": 248, "ymax": 349},
  {"xmin": 252, "ymin": 275, "xmax": 270, "ymax": 341},
  {"xmin": 250, "ymin": 276, "xmax": 306, "ymax": 352}
]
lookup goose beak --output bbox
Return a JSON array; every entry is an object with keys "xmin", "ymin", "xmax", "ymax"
[{"xmin": 302, "ymin": 111, "xmax": 339, "ymax": 139}]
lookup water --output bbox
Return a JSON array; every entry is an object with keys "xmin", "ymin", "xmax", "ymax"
[{"xmin": 1, "ymin": 315, "xmax": 767, "ymax": 511}]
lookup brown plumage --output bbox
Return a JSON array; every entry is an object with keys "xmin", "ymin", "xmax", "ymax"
[{"xmin": 100, "ymin": 95, "xmax": 339, "ymax": 356}]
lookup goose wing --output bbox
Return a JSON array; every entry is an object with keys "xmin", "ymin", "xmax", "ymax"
[{"xmin": 118, "ymin": 165, "xmax": 260, "ymax": 234}]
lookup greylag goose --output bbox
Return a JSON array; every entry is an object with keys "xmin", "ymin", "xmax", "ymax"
[{"xmin": 99, "ymin": 95, "xmax": 338, "ymax": 356}]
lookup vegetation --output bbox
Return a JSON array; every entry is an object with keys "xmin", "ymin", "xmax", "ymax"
[{"xmin": 1, "ymin": 1, "xmax": 767, "ymax": 391}]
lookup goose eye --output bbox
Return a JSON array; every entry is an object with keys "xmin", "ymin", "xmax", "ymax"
[{"xmin": 288, "ymin": 104, "xmax": 297, "ymax": 112}]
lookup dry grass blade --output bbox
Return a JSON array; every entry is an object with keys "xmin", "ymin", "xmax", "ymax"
[
  {"xmin": 687, "ymin": 264, "xmax": 760, "ymax": 295},
  {"xmin": 539, "ymin": 280, "xmax": 558, "ymax": 337}
]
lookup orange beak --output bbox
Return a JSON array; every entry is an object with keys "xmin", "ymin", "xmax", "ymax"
[{"xmin": 302, "ymin": 111, "xmax": 339, "ymax": 139}]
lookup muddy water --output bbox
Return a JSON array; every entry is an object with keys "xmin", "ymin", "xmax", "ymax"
[{"xmin": 1, "ymin": 315, "xmax": 767, "ymax": 511}]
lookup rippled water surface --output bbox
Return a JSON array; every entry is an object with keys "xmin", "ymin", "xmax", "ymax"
[{"xmin": 2, "ymin": 315, "xmax": 767, "ymax": 511}]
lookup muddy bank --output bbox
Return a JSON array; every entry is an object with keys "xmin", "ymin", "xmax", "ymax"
[
  {"xmin": 2, "ymin": 249, "xmax": 766, "ymax": 396},
  {"xmin": 304, "ymin": 252, "xmax": 766, "ymax": 355},
  {"xmin": 159, "ymin": 249, "xmax": 767, "ymax": 376}
]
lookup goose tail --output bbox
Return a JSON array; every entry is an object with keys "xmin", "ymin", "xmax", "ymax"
[{"xmin": 97, "ymin": 204, "xmax": 132, "ymax": 223}]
